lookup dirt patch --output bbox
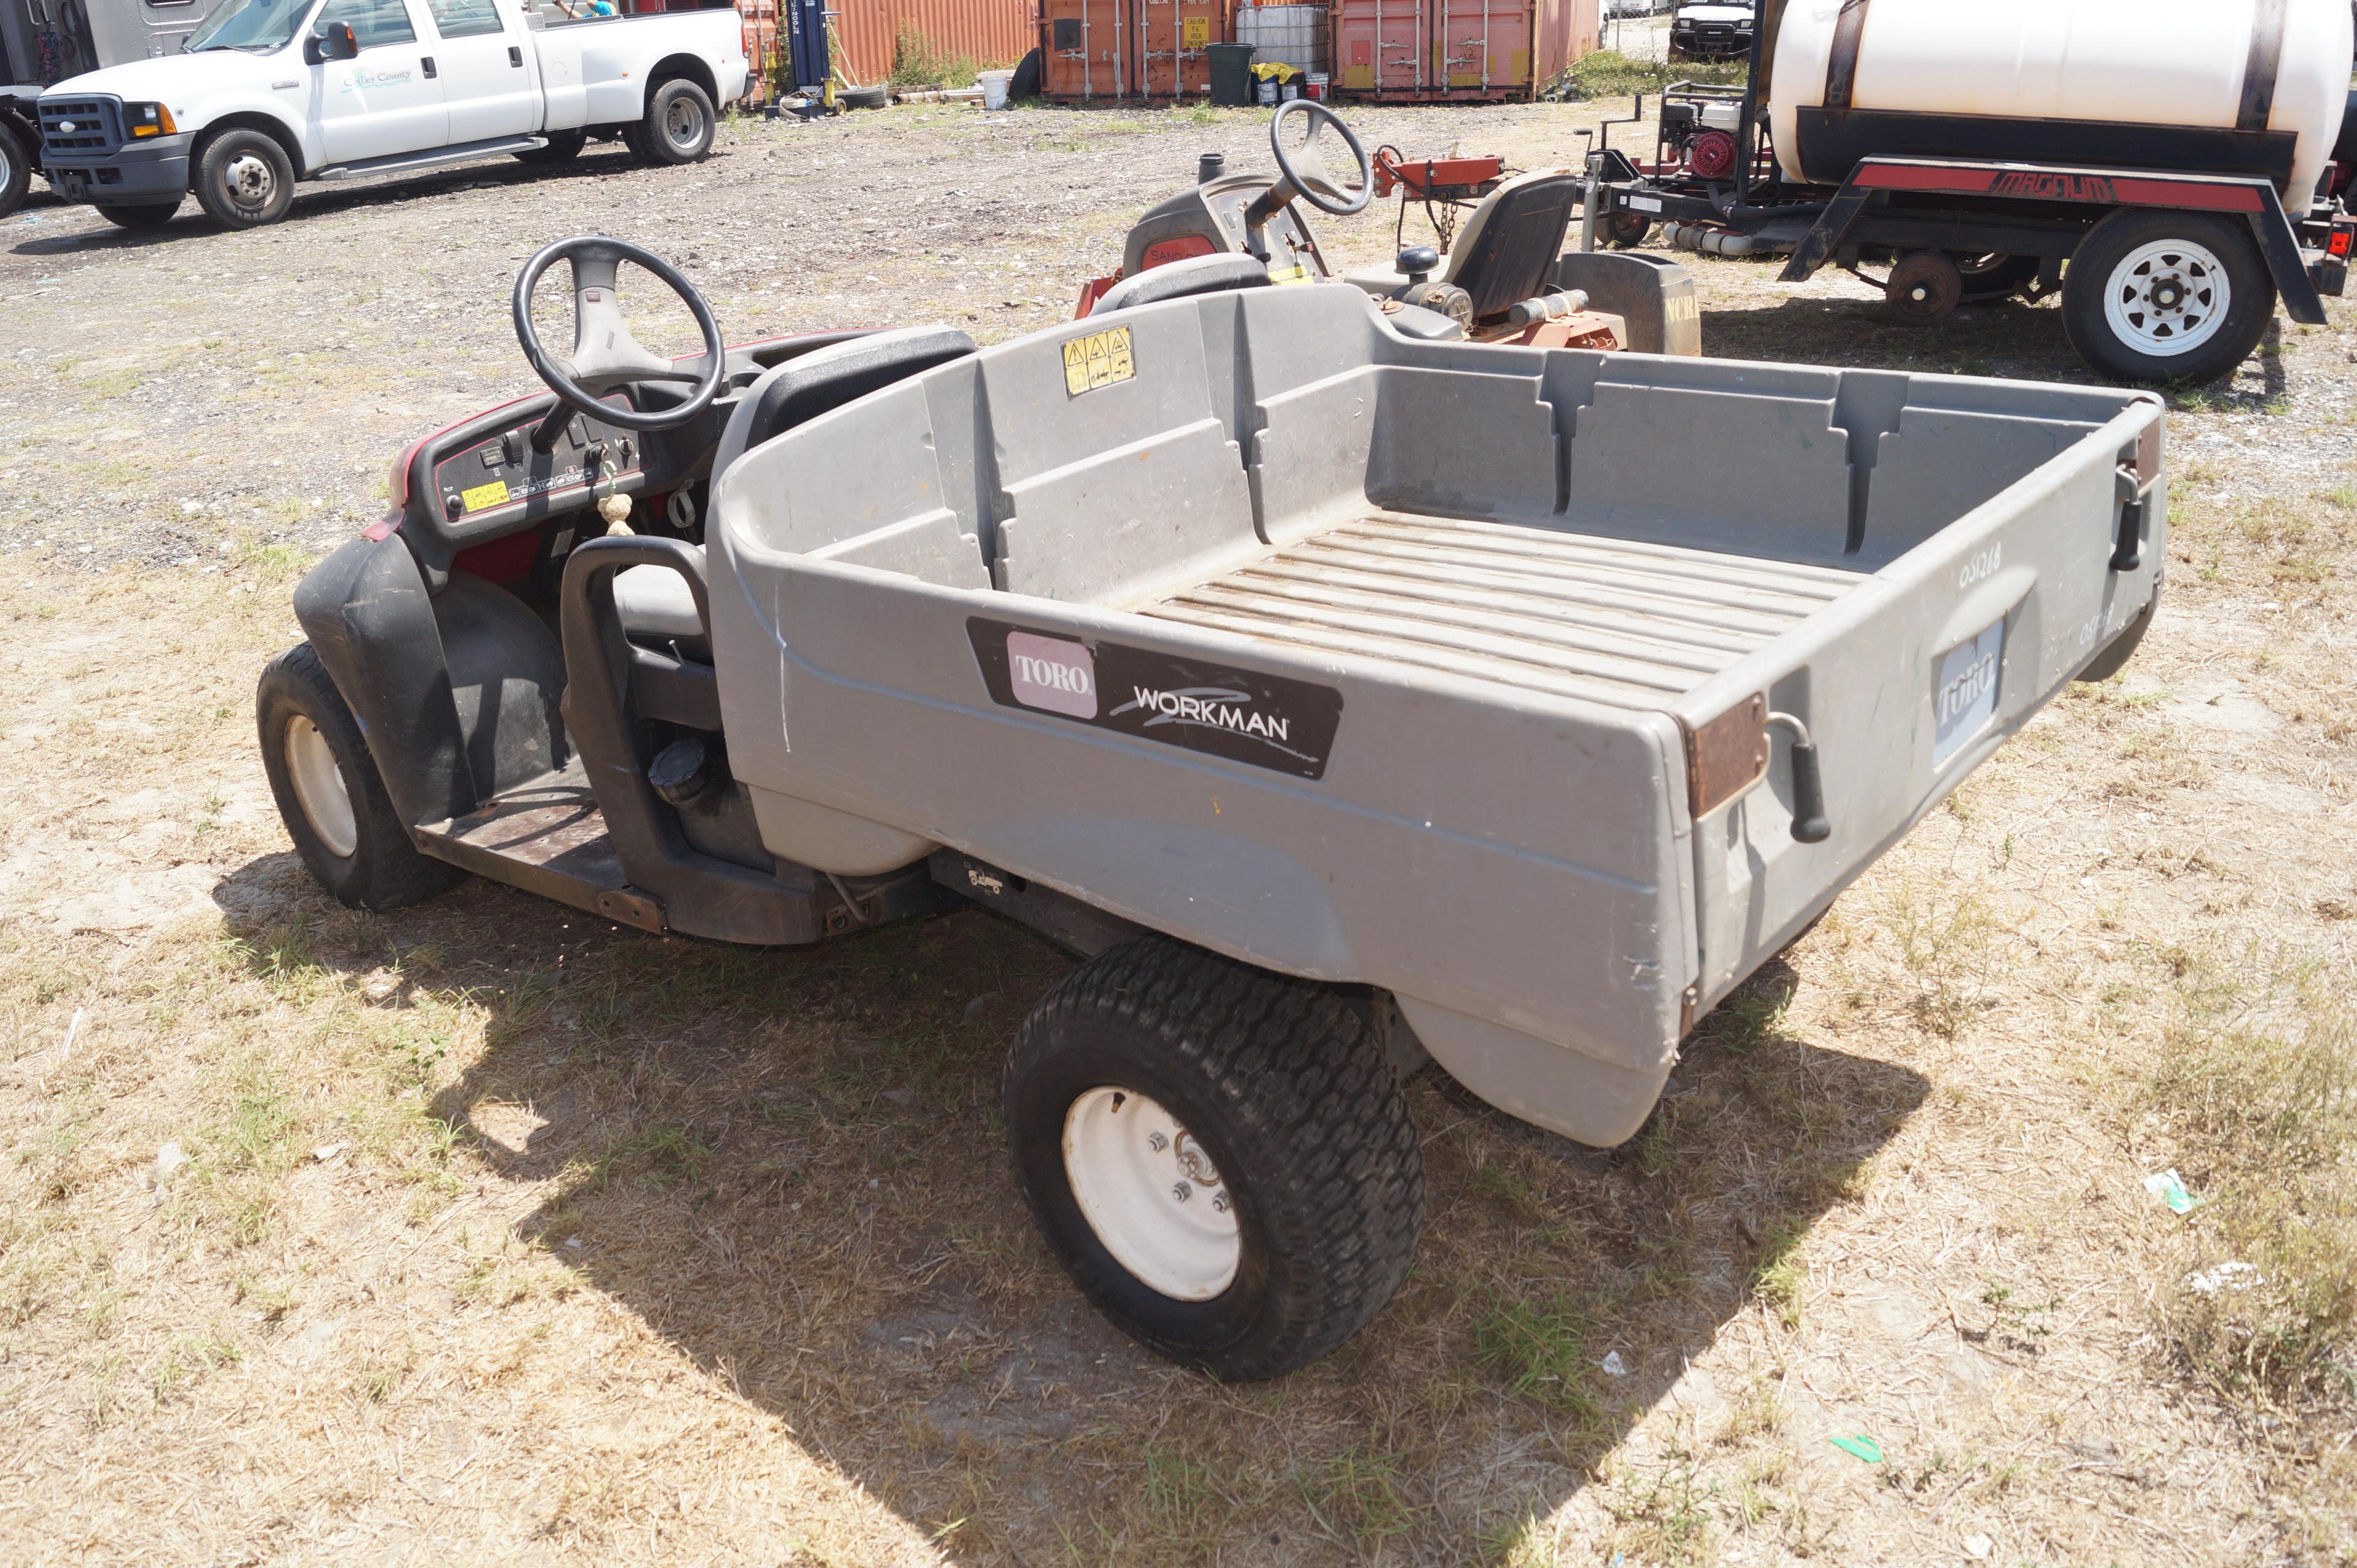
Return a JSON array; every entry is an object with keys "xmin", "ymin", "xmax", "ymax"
[{"xmin": 3, "ymin": 100, "xmax": 2354, "ymax": 1566}]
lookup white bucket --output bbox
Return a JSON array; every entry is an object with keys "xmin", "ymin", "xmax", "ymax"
[
  {"xmin": 1256, "ymin": 78, "xmax": 1279, "ymax": 106},
  {"xmin": 979, "ymin": 69, "xmax": 1014, "ymax": 110}
]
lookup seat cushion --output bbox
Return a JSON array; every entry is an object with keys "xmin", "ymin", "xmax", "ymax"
[{"xmin": 612, "ymin": 558, "xmax": 705, "ymax": 640}]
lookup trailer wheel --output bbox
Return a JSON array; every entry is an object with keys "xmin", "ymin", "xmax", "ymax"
[
  {"xmin": 1955, "ymin": 253, "xmax": 2040, "ymax": 303},
  {"xmin": 2063, "ymin": 209, "xmax": 2272, "ymax": 384},
  {"xmin": 94, "ymin": 201, "xmax": 180, "ymax": 230},
  {"xmin": 1885, "ymin": 251, "xmax": 1963, "ymax": 326},
  {"xmin": 1604, "ymin": 210, "xmax": 1652, "ymax": 249},
  {"xmin": 256, "ymin": 644, "xmax": 463, "ymax": 911},
  {"xmin": 0, "ymin": 123, "xmax": 29, "ymax": 220},
  {"xmin": 635, "ymin": 79, "xmax": 717, "ymax": 166},
  {"xmin": 1004, "ymin": 937, "xmax": 1424, "ymax": 1380},
  {"xmin": 194, "ymin": 128, "xmax": 295, "ymax": 228}
]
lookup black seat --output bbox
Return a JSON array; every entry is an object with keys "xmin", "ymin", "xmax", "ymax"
[
  {"xmin": 1445, "ymin": 173, "xmax": 1582, "ymax": 321},
  {"xmin": 710, "ymin": 323, "xmax": 977, "ymax": 477}
]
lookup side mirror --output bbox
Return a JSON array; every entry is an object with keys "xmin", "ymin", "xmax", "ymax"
[{"xmin": 304, "ymin": 20, "xmax": 359, "ymax": 62}]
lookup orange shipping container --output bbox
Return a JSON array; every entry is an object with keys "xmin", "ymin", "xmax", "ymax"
[
  {"xmin": 1333, "ymin": 0, "xmax": 1596, "ymax": 102},
  {"xmin": 1040, "ymin": 0, "xmax": 1227, "ymax": 99},
  {"xmin": 834, "ymin": 0, "xmax": 1034, "ymax": 86}
]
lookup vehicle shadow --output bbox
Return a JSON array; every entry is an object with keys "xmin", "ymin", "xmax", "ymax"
[
  {"xmin": 214, "ymin": 852, "xmax": 1930, "ymax": 1562},
  {"xmin": 6, "ymin": 142, "xmax": 663, "ymax": 256}
]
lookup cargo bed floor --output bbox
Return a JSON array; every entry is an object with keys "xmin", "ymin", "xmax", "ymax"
[{"xmin": 1144, "ymin": 512, "xmax": 1866, "ymax": 708}]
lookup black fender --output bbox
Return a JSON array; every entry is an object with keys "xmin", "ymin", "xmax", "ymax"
[{"xmin": 1554, "ymin": 250, "xmax": 1703, "ymax": 357}]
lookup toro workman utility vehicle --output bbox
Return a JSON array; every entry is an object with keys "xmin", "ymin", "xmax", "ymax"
[{"xmin": 261, "ymin": 104, "xmax": 2169, "ymax": 1381}]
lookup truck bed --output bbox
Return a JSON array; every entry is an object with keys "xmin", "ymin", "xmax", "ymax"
[{"xmin": 706, "ymin": 284, "xmax": 2164, "ymax": 1148}]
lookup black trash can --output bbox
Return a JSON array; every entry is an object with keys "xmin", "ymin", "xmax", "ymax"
[{"xmin": 1208, "ymin": 42, "xmax": 1256, "ymax": 107}]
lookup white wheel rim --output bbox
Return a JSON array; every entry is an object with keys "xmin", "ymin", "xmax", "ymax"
[
  {"xmin": 2103, "ymin": 238, "xmax": 2230, "ymax": 358},
  {"xmin": 284, "ymin": 715, "xmax": 358, "ymax": 859},
  {"xmin": 225, "ymin": 152, "xmax": 274, "ymax": 205},
  {"xmin": 1062, "ymin": 1086, "xmax": 1240, "ymax": 1301}
]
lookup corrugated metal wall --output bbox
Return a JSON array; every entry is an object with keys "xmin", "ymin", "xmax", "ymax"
[{"xmin": 835, "ymin": 0, "xmax": 1035, "ymax": 83}]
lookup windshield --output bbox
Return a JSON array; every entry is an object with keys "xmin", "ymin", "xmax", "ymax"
[{"xmin": 186, "ymin": 0, "xmax": 321, "ymax": 53}]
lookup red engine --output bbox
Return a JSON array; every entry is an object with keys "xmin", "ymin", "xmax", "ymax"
[{"xmin": 1687, "ymin": 129, "xmax": 1738, "ymax": 182}]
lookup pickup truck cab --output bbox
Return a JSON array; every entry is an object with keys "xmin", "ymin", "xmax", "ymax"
[{"xmin": 34, "ymin": 0, "xmax": 747, "ymax": 228}]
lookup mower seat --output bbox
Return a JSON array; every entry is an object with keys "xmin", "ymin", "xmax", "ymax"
[
  {"xmin": 1346, "ymin": 168, "xmax": 1584, "ymax": 322},
  {"xmin": 1093, "ymin": 253, "xmax": 1271, "ymax": 315},
  {"xmin": 613, "ymin": 559, "xmax": 705, "ymax": 646}
]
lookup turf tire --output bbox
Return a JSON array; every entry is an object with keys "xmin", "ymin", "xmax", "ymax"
[
  {"xmin": 256, "ymin": 643, "xmax": 462, "ymax": 911},
  {"xmin": 1004, "ymin": 937, "xmax": 1425, "ymax": 1380}
]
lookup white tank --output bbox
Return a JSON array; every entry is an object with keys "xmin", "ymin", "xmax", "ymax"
[{"xmin": 1768, "ymin": 0, "xmax": 2355, "ymax": 212}]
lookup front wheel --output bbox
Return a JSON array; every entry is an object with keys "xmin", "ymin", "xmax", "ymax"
[
  {"xmin": 95, "ymin": 201, "xmax": 180, "ymax": 230},
  {"xmin": 637, "ymin": 79, "xmax": 716, "ymax": 166},
  {"xmin": 2062, "ymin": 209, "xmax": 2273, "ymax": 384},
  {"xmin": 194, "ymin": 128, "xmax": 295, "ymax": 228},
  {"xmin": 1004, "ymin": 937, "xmax": 1425, "ymax": 1380},
  {"xmin": 256, "ymin": 644, "xmax": 463, "ymax": 911},
  {"xmin": 0, "ymin": 123, "xmax": 30, "ymax": 219}
]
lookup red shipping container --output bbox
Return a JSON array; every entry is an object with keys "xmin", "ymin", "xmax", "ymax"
[
  {"xmin": 1040, "ymin": 0, "xmax": 1227, "ymax": 99},
  {"xmin": 1136, "ymin": 0, "xmax": 1227, "ymax": 96},
  {"xmin": 834, "ymin": 0, "xmax": 1034, "ymax": 87},
  {"xmin": 1334, "ymin": 0, "xmax": 1595, "ymax": 102}
]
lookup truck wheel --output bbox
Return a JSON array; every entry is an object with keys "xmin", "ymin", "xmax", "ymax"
[
  {"xmin": 0, "ymin": 123, "xmax": 29, "ymax": 220},
  {"xmin": 195, "ymin": 129, "xmax": 295, "ymax": 229},
  {"xmin": 2062, "ymin": 209, "xmax": 2272, "ymax": 384},
  {"xmin": 256, "ymin": 644, "xmax": 463, "ymax": 911},
  {"xmin": 516, "ymin": 129, "xmax": 587, "ymax": 166},
  {"xmin": 95, "ymin": 201, "xmax": 180, "ymax": 230},
  {"xmin": 637, "ymin": 79, "xmax": 716, "ymax": 165},
  {"xmin": 1003, "ymin": 937, "xmax": 1425, "ymax": 1380}
]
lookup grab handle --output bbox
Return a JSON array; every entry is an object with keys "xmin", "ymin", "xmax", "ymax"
[{"xmin": 1767, "ymin": 711, "xmax": 1830, "ymax": 844}]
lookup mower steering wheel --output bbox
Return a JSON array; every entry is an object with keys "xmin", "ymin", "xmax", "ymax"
[
  {"xmin": 1268, "ymin": 99, "xmax": 1372, "ymax": 216},
  {"xmin": 512, "ymin": 235, "xmax": 727, "ymax": 433}
]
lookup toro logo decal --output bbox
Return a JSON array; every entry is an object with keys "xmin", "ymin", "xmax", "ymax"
[
  {"xmin": 1991, "ymin": 171, "xmax": 2116, "ymax": 204},
  {"xmin": 969, "ymin": 619, "xmax": 1344, "ymax": 779}
]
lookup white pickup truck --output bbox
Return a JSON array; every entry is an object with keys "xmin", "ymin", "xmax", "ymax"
[{"xmin": 34, "ymin": 0, "xmax": 747, "ymax": 228}]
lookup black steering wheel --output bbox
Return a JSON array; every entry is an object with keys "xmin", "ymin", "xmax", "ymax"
[
  {"xmin": 512, "ymin": 235, "xmax": 726, "ymax": 433},
  {"xmin": 1268, "ymin": 99, "xmax": 1372, "ymax": 216}
]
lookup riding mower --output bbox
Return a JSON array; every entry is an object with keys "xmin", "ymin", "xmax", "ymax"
[{"xmin": 1074, "ymin": 101, "xmax": 1703, "ymax": 356}]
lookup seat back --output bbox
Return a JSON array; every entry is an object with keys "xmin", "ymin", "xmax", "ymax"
[
  {"xmin": 1442, "ymin": 171, "xmax": 1582, "ymax": 322},
  {"xmin": 713, "ymin": 325, "xmax": 977, "ymax": 477},
  {"xmin": 1092, "ymin": 253, "xmax": 1271, "ymax": 315}
]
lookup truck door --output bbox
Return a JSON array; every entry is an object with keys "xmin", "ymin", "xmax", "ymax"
[
  {"xmin": 421, "ymin": 0, "xmax": 535, "ymax": 141},
  {"xmin": 304, "ymin": 0, "xmax": 447, "ymax": 163}
]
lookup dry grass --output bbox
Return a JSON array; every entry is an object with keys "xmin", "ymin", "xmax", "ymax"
[{"xmin": 2, "ymin": 102, "xmax": 2356, "ymax": 1565}]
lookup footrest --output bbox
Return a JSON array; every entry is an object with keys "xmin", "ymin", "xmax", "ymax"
[{"xmin": 414, "ymin": 767, "xmax": 665, "ymax": 932}]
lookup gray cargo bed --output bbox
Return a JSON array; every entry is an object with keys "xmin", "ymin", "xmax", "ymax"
[{"xmin": 706, "ymin": 284, "xmax": 2163, "ymax": 1147}]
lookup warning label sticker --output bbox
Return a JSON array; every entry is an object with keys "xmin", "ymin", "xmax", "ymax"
[
  {"xmin": 460, "ymin": 478, "xmax": 513, "ymax": 513},
  {"xmin": 1181, "ymin": 15, "xmax": 1209, "ymax": 45},
  {"xmin": 1061, "ymin": 325, "xmax": 1135, "ymax": 397}
]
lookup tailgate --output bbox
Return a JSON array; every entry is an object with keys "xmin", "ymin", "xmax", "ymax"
[{"xmin": 1671, "ymin": 392, "xmax": 2165, "ymax": 1008}]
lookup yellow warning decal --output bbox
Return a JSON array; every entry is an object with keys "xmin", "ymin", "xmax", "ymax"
[
  {"xmin": 1181, "ymin": 15, "xmax": 1209, "ymax": 46},
  {"xmin": 1062, "ymin": 325, "xmax": 1135, "ymax": 397},
  {"xmin": 460, "ymin": 478, "xmax": 513, "ymax": 512},
  {"xmin": 1265, "ymin": 265, "xmax": 1310, "ymax": 287}
]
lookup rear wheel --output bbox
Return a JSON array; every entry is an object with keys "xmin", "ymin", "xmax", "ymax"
[
  {"xmin": 1886, "ymin": 250, "xmax": 1964, "ymax": 326},
  {"xmin": 95, "ymin": 201, "xmax": 180, "ymax": 230},
  {"xmin": 194, "ymin": 128, "xmax": 294, "ymax": 228},
  {"xmin": 1004, "ymin": 937, "xmax": 1425, "ymax": 1380},
  {"xmin": 1604, "ymin": 210, "xmax": 1652, "ymax": 249},
  {"xmin": 0, "ymin": 123, "xmax": 30, "ymax": 219},
  {"xmin": 1955, "ymin": 252, "xmax": 2040, "ymax": 303},
  {"xmin": 2062, "ymin": 208, "xmax": 2272, "ymax": 383},
  {"xmin": 635, "ymin": 79, "xmax": 716, "ymax": 165},
  {"xmin": 516, "ymin": 129, "xmax": 587, "ymax": 166},
  {"xmin": 256, "ymin": 644, "xmax": 462, "ymax": 911}
]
